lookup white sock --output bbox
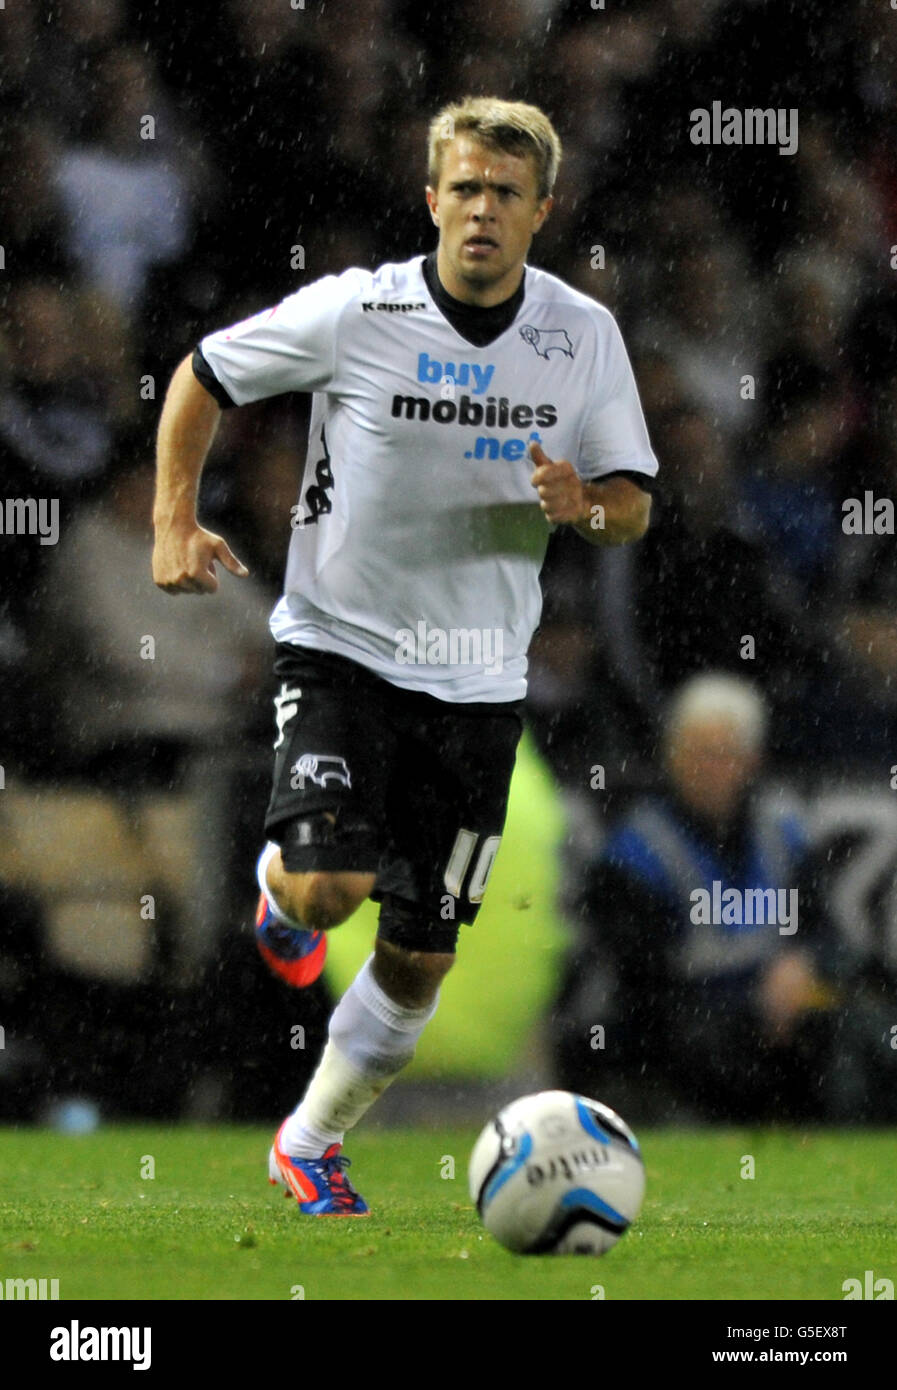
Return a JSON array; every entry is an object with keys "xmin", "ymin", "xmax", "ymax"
[
  {"xmin": 281, "ymin": 954, "xmax": 439, "ymax": 1157},
  {"xmin": 257, "ymin": 841, "xmax": 303, "ymax": 928}
]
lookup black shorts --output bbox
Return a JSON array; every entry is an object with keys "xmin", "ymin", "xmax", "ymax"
[{"xmin": 264, "ymin": 645, "xmax": 523, "ymax": 953}]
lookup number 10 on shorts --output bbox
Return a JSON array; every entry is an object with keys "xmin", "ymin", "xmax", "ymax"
[{"xmin": 444, "ymin": 830, "xmax": 502, "ymax": 903}]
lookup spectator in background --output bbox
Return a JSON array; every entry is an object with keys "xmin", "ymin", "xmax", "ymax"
[
  {"xmin": 550, "ymin": 674, "xmax": 894, "ymax": 1121},
  {"xmin": 54, "ymin": 44, "xmax": 207, "ymax": 313},
  {"xmin": 0, "ymin": 0, "xmax": 40, "ymax": 109},
  {"xmin": 636, "ymin": 239, "xmax": 767, "ymax": 447},
  {"xmin": 850, "ymin": 0, "xmax": 897, "ymax": 240},
  {"xmin": 825, "ymin": 374, "xmax": 897, "ymax": 765},
  {"xmin": 629, "ymin": 348, "xmax": 690, "ymax": 423},
  {"xmin": 789, "ymin": 119, "xmax": 885, "ymax": 320},
  {"xmin": 741, "ymin": 357, "xmax": 855, "ymax": 761},
  {"xmin": 748, "ymin": 360, "xmax": 848, "ymax": 574},
  {"xmin": 200, "ymin": 1, "xmax": 360, "ymax": 300},
  {"xmin": 546, "ymin": 1, "xmax": 661, "ymax": 168},
  {"xmin": 0, "ymin": 121, "xmax": 76, "ymax": 283},
  {"xmin": 31, "ymin": 429, "xmax": 275, "ymax": 788},
  {"xmin": 526, "ymin": 528, "xmax": 618, "ymax": 794},
  {"xmin": 585, "ymin": 405, "xmax": 803, "ymax": 768},
  {"xmin": 772, "ymin": 252, "xmax": 858, "ymax": 395},
  {"xmin": 527, "ymin": 359, "xmax": 692, "ymax": 794},
  {"xmin": 0, "ymin": 273, "xmax": 134, "ymax": 710},
  {"xmin": 624, "ymin": 404, "xmax": 794, "ymax": 690},
  {"xmin": 37, "ymin": 0, "xmax": 128, "ymax": 134},
  {"xmin": 0, "ymin": 278, "xmax": 120, "ymax": 495}
]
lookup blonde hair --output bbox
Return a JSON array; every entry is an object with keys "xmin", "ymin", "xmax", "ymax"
[{"xmin": 428, "ymin": 97, "xmax": 562, "ymax": 200}]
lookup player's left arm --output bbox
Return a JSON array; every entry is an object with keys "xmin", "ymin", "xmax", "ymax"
[{"xmin": 529, "ymin": 441, "xmax": 651, "ymax": 546}]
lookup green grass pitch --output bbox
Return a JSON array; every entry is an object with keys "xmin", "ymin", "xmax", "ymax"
[{"xmin": 1, "ymin": 1124, "xmax": 893, "ymax": 1301}]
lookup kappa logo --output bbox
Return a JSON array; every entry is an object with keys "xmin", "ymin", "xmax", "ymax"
[
  {"xmin": 292, "ymin": 753, "xmax": 352, "ymax": 789},
  {"xmin": 362, "ymin": 301, "xmax": 426, "ymax": 313},
  {"xmin": 519, "ymin": 325, "xmax": 575, "ymax": 359}
]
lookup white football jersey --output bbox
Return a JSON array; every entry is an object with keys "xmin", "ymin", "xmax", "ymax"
[{"xmin": 199, "ymin": 256, "xmax": 658, "ymax": 701}]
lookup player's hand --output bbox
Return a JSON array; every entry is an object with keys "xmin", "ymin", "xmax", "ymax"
[
  {"xmin": 152, "ymin": 519, "xmax": 249, "ymax": 595},
  {"xmin": 529, "ymin": 441, "xmax": 587, "ymax": 525}
]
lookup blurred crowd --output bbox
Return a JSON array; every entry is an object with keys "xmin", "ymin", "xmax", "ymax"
[
  {"xmin": 2, "ymin": 0, "xmax": 895, "ymax": 779},
  {"xmin": 1, "ymin": 0, "xmax": 896, "ymax": 1119}
]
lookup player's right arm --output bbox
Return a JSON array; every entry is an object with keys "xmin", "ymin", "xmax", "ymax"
[
  {"xmin": 152, "ymin": 354, "xmax": 249, "ymax": 595},
  {"xmin": 153, "ymin": 269, "xmax": 359, "ymax": 593}
]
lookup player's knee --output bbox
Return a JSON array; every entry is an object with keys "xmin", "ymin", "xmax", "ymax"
[
  {"xmin": 280, "ymin": 871, "xmax": 373, "ymax": 931},
  {"xmin": 303, "ymin": 873, "xmax": 358, "ymax": 930}
]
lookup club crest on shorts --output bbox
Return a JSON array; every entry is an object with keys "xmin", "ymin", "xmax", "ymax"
[{"xmin": 291, "ymin": 753, "xmax": 352, "ymax": 789}]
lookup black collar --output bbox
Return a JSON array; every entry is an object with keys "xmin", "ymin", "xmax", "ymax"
[{"xmin": 422, "ymin": 251, "xmax": 525, "ymax": 348}]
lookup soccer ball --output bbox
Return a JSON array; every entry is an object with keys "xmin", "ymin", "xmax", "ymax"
[{"xmin": 468, "ymin": 1090, "xmax": 645, "ymax": 1255}]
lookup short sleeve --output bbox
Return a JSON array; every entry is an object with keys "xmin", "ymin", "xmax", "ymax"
[
  {"xmin": 578, "ymin": 314, "xmax": 659, "ymax": 484},
  {"xmin": 197, "ymin": 270, "xmax": 363, "ymax": 406},
  {"xmin": 192, "ymin": 345, "xmax": 236, "ymax": 408}
]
